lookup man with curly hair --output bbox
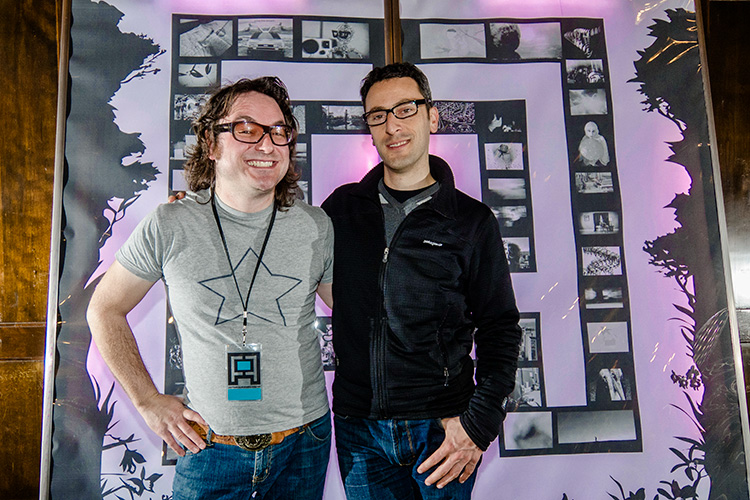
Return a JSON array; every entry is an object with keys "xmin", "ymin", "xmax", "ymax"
[{"xmin": 88, "ymin": 77, "xmax": 333, "ymax": 499}]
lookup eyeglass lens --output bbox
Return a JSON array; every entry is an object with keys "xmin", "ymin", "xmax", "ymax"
[
  {"xmin": 365, "ymin": 100, "xmax": 423, "ymax": 126},
  {"xmin": 231, "ymin": 121, "xmax": 294, "ymax": 146}
]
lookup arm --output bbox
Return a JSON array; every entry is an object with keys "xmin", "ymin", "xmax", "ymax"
[
  {"xmin": 87, "ymin": 260, "xmax": 207, "ymax": 456},
  {"xmin": 316, "ymin": 282, "xmax": 333, "ymax": 309},
  {"xmin": 418, "ymin": 211, "xmax": 522, "ymax": 487}
]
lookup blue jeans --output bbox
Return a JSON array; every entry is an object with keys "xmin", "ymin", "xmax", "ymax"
[
  {"xmin": 334, "ymin": 415, "xmax": 477, "ymax": 500},
  {"xmin": 173, "ymin": 411, "xmax": 331, "ymax": 500}
]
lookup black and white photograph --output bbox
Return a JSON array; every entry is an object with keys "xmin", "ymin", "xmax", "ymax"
[
  {"xmin": 488, "ymin": 178, "xmax": 527, "ymax": 201},
  {"xmin": 488, "ymin": 22, "xmax": 562, "ymax": 61},
  {"xmin": 562, "ymin": 24, "xmax": 603, "ymax": 59},
  {"xmin": 566, "ymin": 59, "xmax": 606, "ymax": 85},
  {"xmin": 575, "ymin": 172, "xmax": 614, "ymax": 194},
  {"xmin": 170, "ymin": 134, "xmax": 197, "ymax": 161},
  {"xmin": 587, "ymin": 359, "xmax": 633, "ymax": 403},
  {"xmin": 177, "ymin": 63, "xmax": 218, "ymax": 88},
  {"xmin": 237, "ymin": 18, "xmax": 293, "ymax": 59},
  {"xmin": 173, "ymin": 94, "xmax": 209, "ymax": 121},
  {"xmin": 301, "ymin": 21, "xmax": 369, "ymax": 59},
  {"xmin": 578, "ymin": 211, "xmax": 620, "ymax": 235},
  {"xmin": 419, "ymin": 23, "xmax": 486, "ymax": 59},
  {"xmin": 491, "ymin": 205, "xmax": 528, "ymax": 230},
  {"xmin": 295, "ymin": 143, "xmax": 309, "ymax": 202},
  {"xmin": 485, "ymin": 142, "xmax": 525, "ymax": 170},
  {"xmin": 321, "ymin": 104, "xmax": 366, "ymax": 131},
  {"xmin": 518, "ymin": 317, "xmax": 539, "ymax": 362},
  {"xmin": 179, "ymin": 19, "xmax": 233, "ymax": 57},
  {"xmin": 569, "ymin": 89, "xmax": 608, "ymax": 116},
  {"xmin": 557, "ymin": 410, "xmax": 637, "ymax": 444},
  {"xmin": 508, "ymin": 367, "xmax": 543, "ymax": 409},
  {"xmin": 504, "ymin": 412, "xmax": 553, "ymax": 450},
  {"xmin": 503, "ymin": 237, "xmax": 532, "ymax": 273},
  {"xmin": 576, "ymin": 121, "xmax": 610, "ymax": 166},
  {"xmin": 582, "ymin": 246, "xmax": 622, "ymax": 276},
  {"xmin": 583, "ymin": 284, "xmax": 623, "ymax": 309},
  {"xmin": 314, "ymin": 316, "xmax": 335, "ymax": 371},
  {"xmin": 587, "ymin": 321, "xmax": 630, "ymax": 353},
  {"xmin": 434, "ymin": 101, "xmax": 475, "ymax": 134},
  {"xmin": 170, "ymin": 168, "xmax": 188, "ymax": 193},
  {"xmin": 293, "ymin": 104, "xmax": 307, "ymax": 135}
]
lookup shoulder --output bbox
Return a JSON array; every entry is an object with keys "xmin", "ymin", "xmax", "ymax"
[
  {"xmin": 321, "ymin": 182, "xmax": 367, "ymax": 215},
  {"xmin": 288, "ymin": 198, "xmax": 330, "ymax": 222},
  {"xmin": 453, "ymin": 189, "xmax": 493, "ymax": 221}
]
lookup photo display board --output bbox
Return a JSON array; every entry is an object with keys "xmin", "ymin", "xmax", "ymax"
[{"xmin": 44, "ymin": 0, "xmax": 750, "ymax": 499}]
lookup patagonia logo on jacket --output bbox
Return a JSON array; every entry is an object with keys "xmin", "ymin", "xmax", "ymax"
[{"xmin": 423, "ymin": 239, "xmax": 443, "ymax": 247}]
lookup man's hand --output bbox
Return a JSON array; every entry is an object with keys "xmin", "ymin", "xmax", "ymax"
[
  {"xmin": 417, "ymin": 416, "xmax": 483, "ymax": 489},
  {"xmin": 136, "ymin": 392, "xmax": 208, "ymax": 456},
  {"xmin": 167, "ymin": 191, "xmax": 186, "ymax": 203}
]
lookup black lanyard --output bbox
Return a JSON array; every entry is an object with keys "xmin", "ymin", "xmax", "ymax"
[{"xmin": 211, "ymin": 190, "xmax": 277, "ymax": 345}]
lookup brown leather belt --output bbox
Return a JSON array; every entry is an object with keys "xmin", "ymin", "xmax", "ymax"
[{"xmin": 187, "ymin": 420, "xmax": 305, "ymax": 452}]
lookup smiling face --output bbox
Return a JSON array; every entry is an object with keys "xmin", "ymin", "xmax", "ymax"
[
  {"xmin": 210, "ymin": 91, "xmax": 290, "ymax": 210},
  {"xmin": 364, "ymin": 77, "xmax": 439, "ymax": 180}
]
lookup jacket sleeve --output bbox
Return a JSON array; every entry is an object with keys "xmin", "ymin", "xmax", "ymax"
[{"xmin": 459, "ymin": 211, "xmax": 522, "ymax": 451}]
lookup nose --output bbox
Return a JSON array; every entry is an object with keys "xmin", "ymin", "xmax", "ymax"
[
  {"xmin": 383, "ymin": 111, "xmax": 401, "ymax": 135},
  {"xmin": 254, "ymin": 132, "xmax": 275, "ymax": 153}
]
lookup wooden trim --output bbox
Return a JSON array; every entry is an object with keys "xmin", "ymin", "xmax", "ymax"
[{"xmin": 384, "ymin": 0, "xmax": 402, "ymax": 64}]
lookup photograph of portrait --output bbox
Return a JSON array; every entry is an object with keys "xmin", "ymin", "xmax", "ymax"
[
  {"xmin": 485, "ymin": 143, "xmax": 525, "ymax": 170},
  {"xmin": 576, "ymin": 121, "xmax": 610, "ymax": 166},
  {"xmin": 420, "ymin": 23, "xmax": 486, "ymax": 59},
  {"xmin": 177, "ymin": 63, "xmax": 218, "ymax": 88},
  {"xmin": 582, "ymin": 246, "xmax": 622, "ymax": 276},
  {"xmin": 488, "ymin": 22, "xmax": 562, "ymax": 61},
  {"xmin": 171, "ymin": 134, "xmax": 197, "ymax": 161},
  {"xmin": 557, "ymin": 410, "xmax": 637, "ymax": 444},
  {"xmin": 578, "ymin": 211, "xmax": 620, "ymax": 235},
  {"xmin": 434, "ymin": 101, "xmax": 476, "ymax": 134},
  {"xmin": 566, "ymin": 59, "xmax": 605, "ymax": 85},
  {"xmin": 504, "ymin": 412, "xmax": 553, "ymax": 450},
  {"xmin": 503, "ymin": 237, "xmax": 532, "ymax": 273},
  {"xmin": 587, "ymin": 363, "xmax": 633, "ymax": 403},
  {"xmin": 237, "ymin": 18, "xmax": 293, "ymax": 59},
  {"xmin": 575, "ymin": 172, "xmax": 614, "ymax": 194},
  {"xmin": 587, "ymin": 322, "xmax": 630, "ymax": 353},
  {"xmin": 569, "ymin": 89, "xmax": 608, "ymax": 116},
  {"xmin": 301, "ymin": 21, "xmax": 369, "ymax": 59},
  {"xmin": 179, "ymin": 19, "xmax": 233, "ymax": 57}
]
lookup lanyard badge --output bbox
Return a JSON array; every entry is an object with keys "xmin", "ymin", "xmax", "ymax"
[{"xmin": 211, "ymin": 191, "xmax": 277, "ymax": 402}]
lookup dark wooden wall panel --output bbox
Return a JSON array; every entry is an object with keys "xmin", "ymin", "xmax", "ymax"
[{"xmin": 0, "ymin": 0, "xmax": 60, "ymax": 498}]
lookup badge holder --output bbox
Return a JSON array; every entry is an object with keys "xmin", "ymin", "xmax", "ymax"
[{"xmin": 226, "ymin": 343, "xmax": 262, "ymax": 401}]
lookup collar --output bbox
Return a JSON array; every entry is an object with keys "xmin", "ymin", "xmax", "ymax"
[{"xmin": 351, "ymin": 155, "xmax": 458, "ymax": 219}]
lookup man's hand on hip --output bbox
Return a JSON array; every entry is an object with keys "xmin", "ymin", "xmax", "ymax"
[
  {"xmin": 417, "ymin": 416, "xmax": 483, "ymax": 488},
  {"xmin": 136, "ymin": 393, "xmax": 207, "ymax": 456}
]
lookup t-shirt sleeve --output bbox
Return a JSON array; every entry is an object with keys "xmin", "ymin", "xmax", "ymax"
[
  {"xmin": 115, "ymin": 211, "xmax": 165, "ymax": 283},
  {"xmin": 320, "ymin": 215, "xmax": 334, "ymax": 284}
]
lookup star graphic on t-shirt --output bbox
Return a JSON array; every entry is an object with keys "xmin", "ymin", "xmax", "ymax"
[{"xmin": 198, "ymin": 245, "xmax": 301, "ymax": 327}]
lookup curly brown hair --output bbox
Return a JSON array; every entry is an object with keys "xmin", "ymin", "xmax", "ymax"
[{"xmin": 183, "ymin": 76, "xmax": 300, "ymax": 208}]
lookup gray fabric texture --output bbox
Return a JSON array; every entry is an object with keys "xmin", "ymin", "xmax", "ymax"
[{"xmin": 116, "ymin": 190, "xmax": 332, "ymax": 435}]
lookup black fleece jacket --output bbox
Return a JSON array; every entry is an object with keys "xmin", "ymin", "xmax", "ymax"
[{"xmin": 322, "ymin": 155, "xmax": 522, "ymax": 450}]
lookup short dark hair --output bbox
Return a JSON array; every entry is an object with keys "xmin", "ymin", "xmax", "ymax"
[
  {"xmin": 359, "ymin": 62, "xmax": 433, "ymax": 109},
  {"xmin": 183, "ymin": 76, "xmax": 300, "ymax": 208}
]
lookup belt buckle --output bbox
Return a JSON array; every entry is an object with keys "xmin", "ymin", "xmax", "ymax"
[{"xmin": 235, "ymin": 433, "xmax": 272, "ymax": 452}]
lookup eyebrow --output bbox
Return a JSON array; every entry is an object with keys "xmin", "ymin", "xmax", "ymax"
[{"xmin": 231, "ymin": 114, "xmax": 287, "ymax": 126}]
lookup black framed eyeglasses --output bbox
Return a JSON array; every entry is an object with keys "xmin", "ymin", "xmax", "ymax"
[
  {"xmin": 362, "ymin": 99, "xmax": 430, "ymax": 127},
  {"xmin": 215, "ymin": 120, "xmax": 296, "ymax": 146}
]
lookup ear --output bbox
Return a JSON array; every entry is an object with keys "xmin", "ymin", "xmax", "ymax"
[
  {"xmin": 206, "ymin": 131, "xmax": 217, "ymax": 161},
  {"xmin": 429, "ymin": 105, "xmax": 439, "ymax": 134}
]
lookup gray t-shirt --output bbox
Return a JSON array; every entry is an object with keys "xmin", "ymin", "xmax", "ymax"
[{"xmin": 116, "ymin": 190, "xmax": 333, "ymax": 435}]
